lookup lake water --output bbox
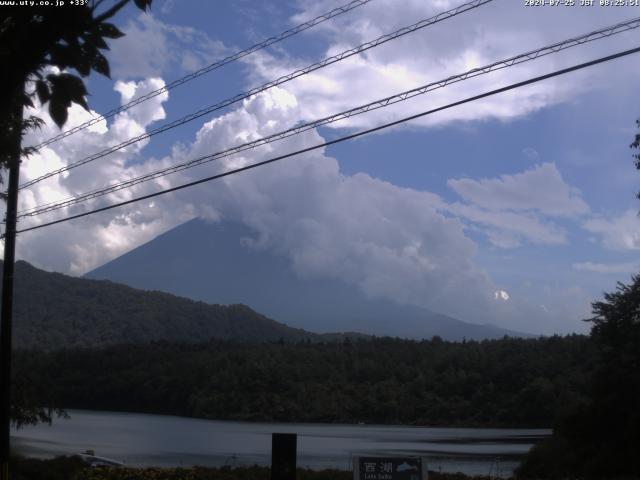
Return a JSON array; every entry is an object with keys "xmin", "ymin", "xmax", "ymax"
[{"xmin": 12, "ymin": 410, "xmax": 549, "ymax": 477}]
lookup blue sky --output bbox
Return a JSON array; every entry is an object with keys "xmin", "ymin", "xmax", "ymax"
[{"xmin": 10, "ymin": 0, "xmax": 640, "ymax": 335}]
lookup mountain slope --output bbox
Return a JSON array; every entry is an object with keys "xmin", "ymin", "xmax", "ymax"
[
  {"xmin": 5, "ymin": 260, "xmax": 318, "ymax": 350},
  {"xmin": 87, "ymin": 218, "xmax": 529, "ymax": 340}
]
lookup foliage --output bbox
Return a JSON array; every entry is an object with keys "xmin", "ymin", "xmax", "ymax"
[
  {"xmin": 5, "ymin": 260, "xmax": 317, "ymax": 351},
  {"xmin": 75, "ymin": 467, "xmax": 495, "ymax": 480},
  {"xmin": 517, "ymin": 275, "xmax": 640, "ymax": 478},
  {"xmin": 9, "ymin": 457, "xmax": 494, "ymax": 480},
  {"xmin": 14, "ymin": 335, "xmax": 593, "ymax": 428},
  {"xmin": 0, "ymin": 0, "xmax": 151, "ymax": 179},
  {"xmin": 1, "ymin": 0, "xmax": 152, "ymax": 428},
  {"xmin": 10, "ymin": 454, "xmax": 87, "ymax": 480},
  {"xmin": 73, "ymin": 466, "xmax": 350, "ymax": 480}
]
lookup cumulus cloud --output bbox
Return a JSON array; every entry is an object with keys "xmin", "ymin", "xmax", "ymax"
[
  {"xmin": 440, "ymin": 163, "xmax": 589, "ymax": 248},
  {"xmin": 109, "ymin": 13, "xmax": 228, "ymax": 79},
  {"xmin": 495, "ymin": 289, "xmax": 510, "ymax": 301},
  {"xmin": 6, "ymin": 80, "xmax": 593, "ymax": 334},
  {"xmin": 240, "ymin": 0, "xmax": 638, "ymax": 131},
  {"xmin": 447, "ymin": 163, "xmax": 589, "ymax": 217},
  {"xmin": 1, "ymin": 0, "xmax": 631, "ymax": 340},
  {"xmin": 4, "ymin": 87, "xmax": 474, "ymax": 326},
  {"xmin": 15, "ymin": 77, "xmax": 174, "ymax": 274},
  {"xmin": 446, "ymin": 202, "xmax": 568, "ymax": 247},
  {"xmin": 583, "ymin": 209, "xmax": 640, "ymax": 251}
]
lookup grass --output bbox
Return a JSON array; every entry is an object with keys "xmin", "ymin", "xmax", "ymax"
[{"xmin": 10, "ymin": 456, "xmax": 500, "ymax": 480}]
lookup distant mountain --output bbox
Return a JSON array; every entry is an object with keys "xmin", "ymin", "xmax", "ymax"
[
  {"xmin": 87, "ymin": 218, "xmax": 529, "ymax": 341},
  {"xmin": 4, "ymin": 260, "xmax": 322, "ymax": 350}
]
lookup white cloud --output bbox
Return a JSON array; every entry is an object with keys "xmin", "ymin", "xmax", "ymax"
[
  {"xmin": 446, "ymin": 202, "xmax": 568, "ymax": 247},
  {"xmin": 495, "ymin": 289, "xmax": 510, "ymax": 301},
  {"xmin": 160, "ymin": 0, "xmax": 177, "ymax": 15},
  {"xmin": 439, "ymin": 163, "xmax": 589, "ymax": 248},
  {"xmin": 1, "ymin": 1, "xmax": 630, "ymax": 340},
  {"xmin": 447, "ymin": 163, "xmax": 589, "ymax": 217},
  {"xmin": 573, "ymin": 261, "xmax": 640, "ymax": 274},
  {"xmin": 583, "ymin": 209, "xmax": 640, "ymax": 251},
  {"xmin": 6, "ymin": 81, "xmax": 594, "ymax": 334},
  {"xmin": 109, "ymin": 13, "xmax": 228, "ymax": 79},
  {"xmin": 21, "ymin": 77, "xmax": 169, "ymax": 200},
  {"xmin": 4, "ymin": 86, "xmax": 499, "ymax": 328},
  {"xmin": 15, "ymin": 77, "xmax": 173, "ymax": 274},
  {"xmin": 241, "ymin": 0, "xmax": 638, "ymax": 131}
]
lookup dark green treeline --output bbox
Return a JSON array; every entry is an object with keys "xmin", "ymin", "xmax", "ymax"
[{"xmin": 15, "ymin": 335, "xmax": 592, "ymax": 428}]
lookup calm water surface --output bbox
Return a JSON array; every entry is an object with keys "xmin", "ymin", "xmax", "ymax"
[{"xmin": 12, "ymin": 410, "xmax": 549, "ymax": 477}]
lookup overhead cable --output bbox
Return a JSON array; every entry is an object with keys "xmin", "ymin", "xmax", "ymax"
[
  {"xmin": 20, "ymin": 0, "xmax": 494, "ymax": 189},
  {"xmin": 10, "ymin": 44, "xmax": 640, "ymax": 237},
  {"xmin": 29, "ymin": 0, "xmax": 375, "ymax": 150},
  {"xmin": 18, "ymin": 16, "xmax": 640, "ymax": 218}
]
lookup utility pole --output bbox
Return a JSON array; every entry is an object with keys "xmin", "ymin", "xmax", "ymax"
[{"xmin": 0, "ymin": 86, "xmax": 24, "ymax": 480}]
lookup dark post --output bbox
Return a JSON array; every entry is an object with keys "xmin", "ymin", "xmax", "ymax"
[
  {"xmin": 271, "ymin": 433, "xmax": 297, "ymax": 480},
  {"xmin": 0, "ymin": 88, "xmax": 23, "ymax": 480}
]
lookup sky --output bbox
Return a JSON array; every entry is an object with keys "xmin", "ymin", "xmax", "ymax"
[{"xmin": 6, "ymin": 0, "xmax": 640, "ymax": 335}]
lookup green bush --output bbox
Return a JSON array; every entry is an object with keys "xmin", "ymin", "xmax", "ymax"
[
  {"xmin": 10, "ymin": 455, "xmax": 87, "ymax": 480},
  {"xmin": 9, "ymin": 457, "xmax": 495, "ymax": 480}
]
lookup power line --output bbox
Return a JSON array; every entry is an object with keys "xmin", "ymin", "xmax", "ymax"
[
  {"xmin": 20, "ymin": 0, "xmax": 494, "ymax": 190},
  {"xmin": 29, "ymin": 0, "xmax": 374, "ymax": 150},
  {"xmin": 18, "ymin": 16, "xmax": 640, "ymax": 219},
  {"xmin": 11, "ymin": 45, "xmax": 640, "ymax": 238}
]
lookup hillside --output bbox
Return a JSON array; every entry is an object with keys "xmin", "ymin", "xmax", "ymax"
[
  {"xmin": 4, "ymin": 260, "xmax": 320, "ymax": 350},
  {"xmin": 87, "ymin": 218, "xmax": 530, "ymax": 341}
]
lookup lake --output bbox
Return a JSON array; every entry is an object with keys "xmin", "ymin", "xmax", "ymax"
[{"xmin": 12, "ymin": 410, "xmax": 549, "ymax": 477}]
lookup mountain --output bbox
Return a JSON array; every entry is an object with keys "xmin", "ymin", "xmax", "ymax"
[
  {"xmin": 4, "ymin": 260, "xmax": 321, "ymax": 350},
  {"xmin": 86, "ymin": 218, "xmax": 529, "ymax": 341}
]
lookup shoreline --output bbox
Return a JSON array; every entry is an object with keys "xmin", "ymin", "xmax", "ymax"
[
  {"xmin": 19, "ymin": 407, "xmax": 556, "ymax": 431},
  {"xmin": 11, "ymin": 409, "xmax": 543, "ymax": 476}
]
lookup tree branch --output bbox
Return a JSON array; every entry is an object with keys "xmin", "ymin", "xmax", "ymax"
[
  {"xmin": 94, "ymin": 0, "xmax": 130, "ymax": 23},
  {"xmin": 92, "ymin": 0, "xmax": 107, "ymax": 12}
]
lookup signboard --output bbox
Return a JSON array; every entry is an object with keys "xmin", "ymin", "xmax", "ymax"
[{"xmin": 354, "ymin": 456, "xmax": 427, "ymax": 480}]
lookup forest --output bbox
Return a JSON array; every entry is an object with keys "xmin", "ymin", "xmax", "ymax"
[
  {"xmin": 11, "ymin": 275, "xmax": 640, "ymax": 478},
  {"xmin": 14, "ymin": 335, "xmax": 592, "ymax": 428},
  {"xmin": 6, "ymin": 260, "xmax": 322, "ymax": 350}
]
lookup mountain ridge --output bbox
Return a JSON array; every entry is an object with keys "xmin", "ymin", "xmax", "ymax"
[
  {"xmin": 86, "ymin": 218, "xmax": 531, "ymax": 341},
  {"xmin": 4, "ymin": 259, "xmax": 335, "ymax": 350}
]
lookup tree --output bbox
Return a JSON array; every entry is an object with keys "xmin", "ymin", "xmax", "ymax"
[
  {"xmin": 518, "ymin": 275, "xmax": 640, "ymax": 478},
  {"xmin": 518, "ymin": 118, "xmax": 640, "ymax": 479},
  {"xmin": 583, "ymin": 276, "xmax": 640, "ymax": 476},
  {"xmin": 0, "ymin": 2, "xmax": 152, "ymax": 478},
  {"xmin": 1, "ymin": 0, "xmax": 153, "ymax": 170}
]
